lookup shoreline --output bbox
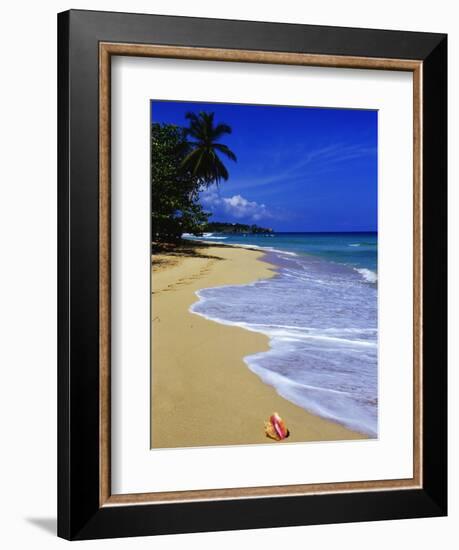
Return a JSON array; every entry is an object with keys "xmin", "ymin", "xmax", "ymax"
[{"xmin": 151, "ymin": 241, "xmax": 366, "ymax": 448}]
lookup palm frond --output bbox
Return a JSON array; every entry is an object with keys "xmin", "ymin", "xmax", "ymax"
[
  {"xmin": 182, "ymin": 111, "xmax": 236, "ymax": 186},
  {"xmin": 213, "ymin": 143, "xmax": 237, "ymax": 162},
  {"xmin": 212, "ymin": 123, "xmax": 232, "ymax": 140},
  {"xmin": 212, "ymin": 154, "xmax": 230, "ymax": 182}
]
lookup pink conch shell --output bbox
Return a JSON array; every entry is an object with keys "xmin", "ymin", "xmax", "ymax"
[{"xmin": 264, "ymin": 412, "xmax": 289, "ymax": 441}]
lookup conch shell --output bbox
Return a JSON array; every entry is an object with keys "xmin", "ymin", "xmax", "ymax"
[{"xmin": 264, "ymin": 412, "xmax": 289, "ymax": 441}]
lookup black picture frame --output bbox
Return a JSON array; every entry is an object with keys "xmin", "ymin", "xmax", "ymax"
[{"xmin": 58, "ymin": 9, "xmax": 447, "ymax": 540}]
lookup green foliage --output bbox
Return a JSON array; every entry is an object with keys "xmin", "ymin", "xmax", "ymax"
[
  {"xmin": 151, "ymin": 112, "xmax": 237, "ymax": 243},
  {"xmin": 203, "ymin": 222, "xmax": 273, "ymax": 234},
  {"xmin": 151, "ymin": 123, "xmax": 209, "ymax": 242}
]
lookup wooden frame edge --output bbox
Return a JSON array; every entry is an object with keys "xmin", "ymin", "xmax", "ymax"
[
  {"xmin": 413, "ymin": 63, "xmax": 423, "ymax": 489},
  {"xmin": 100, "ymin": 43, "xmax": 111, "ymax": 506},
  {"xmin": 99, "ymin": 42, "xmax": 423, "ymax": 507},
  {"xmin": 101, "ymin": 42, "xmax": 421, "ymax": 71}
]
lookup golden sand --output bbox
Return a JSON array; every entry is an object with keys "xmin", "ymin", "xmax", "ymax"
[{"xmin": 151, "ymin": 242, "xmax": 365, "ymax": 448}]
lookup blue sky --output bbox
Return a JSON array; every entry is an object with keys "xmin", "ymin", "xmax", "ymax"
[{"xmin": 151, "ymin": 100, "xmax": 377, "ymax": 232}]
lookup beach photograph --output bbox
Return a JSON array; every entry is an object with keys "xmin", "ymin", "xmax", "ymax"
[{"xmin": 150, "ymin": 100, "xmax": 378, "ymax": 449}]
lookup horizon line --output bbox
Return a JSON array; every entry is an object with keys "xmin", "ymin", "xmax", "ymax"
[{"xmin": 209, "ymin": 229, "xmax": 378, "ymax": 234}]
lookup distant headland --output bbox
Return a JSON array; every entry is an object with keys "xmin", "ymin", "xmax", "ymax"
[{"xmin": 201, "ymin": 222, "xmax": 273, "ymax": 235}]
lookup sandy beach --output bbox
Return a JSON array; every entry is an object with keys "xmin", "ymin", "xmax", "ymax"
[{"xmin": 151, "ymin": 242, "xmax": 365, "ymax": 448}]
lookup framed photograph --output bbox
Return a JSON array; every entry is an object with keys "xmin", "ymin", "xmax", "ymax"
[{"xmin": 58, "ymin": 9, "xmax": 447, "ymax": 540}]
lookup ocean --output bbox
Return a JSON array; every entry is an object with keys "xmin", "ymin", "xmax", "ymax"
[{"xmin": 186, "ymin": 232, "xmax": 378, "ymax": 437}]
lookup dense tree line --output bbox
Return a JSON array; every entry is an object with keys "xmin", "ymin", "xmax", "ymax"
[
  {"xmin": 203, "ymin": 222, "xmax": 273, "ymax": 234},
  {"xmin": 151, "ymin": 112, "xmax": 237, "ymax": 242}
]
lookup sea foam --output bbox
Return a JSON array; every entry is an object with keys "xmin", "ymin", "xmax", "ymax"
[
  {"xmin": 355, "ymin": 267, "xmax": 378, "ymax": 284},
  {"xmin": 190, "ymin": 249, "xmax": 378, "ymax": 437}
]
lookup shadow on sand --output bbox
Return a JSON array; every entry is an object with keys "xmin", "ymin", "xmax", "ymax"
[{"xmin": 152, "ymin": 240, "xmax": 226, "ymax": 262}]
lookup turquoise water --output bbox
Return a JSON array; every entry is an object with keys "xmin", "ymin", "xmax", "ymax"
[
  {"xmin": 187, "ymin": 231, "xmax": 377, "ymax": 274},
  {"xmin": 186, "ymin": 232, "xmax": 378, "ymax": 437}
]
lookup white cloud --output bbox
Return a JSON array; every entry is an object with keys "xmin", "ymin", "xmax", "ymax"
[
  {"xmin": 222, "ymin": 194, "xmax": 269, "ymax": 221},
  {"xmin": 201, "ymin": 188, "xmax": 272, "ymax": 222},
  {"xmin": 200, "ymin": 188, "xmax": 221, "ymax": 207}
]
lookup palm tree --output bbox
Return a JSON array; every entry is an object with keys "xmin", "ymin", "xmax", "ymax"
[{"xmin": 181, "ymin": 111, "xmax": 237, "ymax": 187}]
